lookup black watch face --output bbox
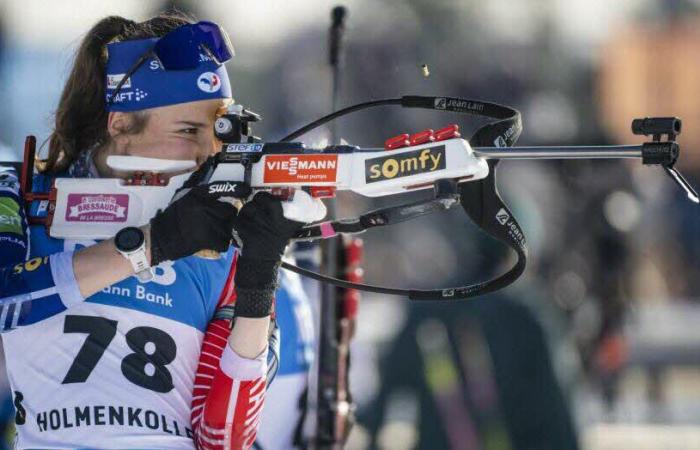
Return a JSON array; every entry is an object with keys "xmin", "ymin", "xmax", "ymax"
[{"xmin": 116, "ymin": 227, "xmax": 144, "ymax": 252}]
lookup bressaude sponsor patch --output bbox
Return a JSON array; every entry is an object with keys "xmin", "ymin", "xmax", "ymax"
[
  {"xmin": 65, "ymin": 194, "xmax": 129, "ymax": 223},
  {"xmin": 365, "ymin": 146, "xmax": 446, "ymax": 183}
]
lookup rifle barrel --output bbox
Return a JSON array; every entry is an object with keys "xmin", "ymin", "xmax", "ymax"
[{"xmin": 473, "ymin": 145, "xmax": 642, "ymax": 160}]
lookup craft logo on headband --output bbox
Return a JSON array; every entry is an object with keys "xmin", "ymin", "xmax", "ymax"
[{"xmin": 105, "ymin": 38, "xmax": 232, "ymax": 112}]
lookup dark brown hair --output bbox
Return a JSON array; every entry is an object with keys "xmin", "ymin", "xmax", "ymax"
[{"xmin": 44, "ymin": 12, "xmax": 194, "ymax": 173}]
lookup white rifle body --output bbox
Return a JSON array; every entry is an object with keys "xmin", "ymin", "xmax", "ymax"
[{"xmin": 49, "ymin": 138, "xmax": 488, "ymax": 239}]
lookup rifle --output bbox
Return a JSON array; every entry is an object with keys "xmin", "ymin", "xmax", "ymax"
[
  {"xmin": 12, "ymin": 95, "xmax": 695, "ymax": 450},
  {"xmin": 19, "ymin": 96, "xmax": 694, "ymax": 301}
]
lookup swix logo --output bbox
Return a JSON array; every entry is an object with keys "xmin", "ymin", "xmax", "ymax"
[
  {"xmin": 496, "ymin": 208, "xmax": 510, "ymax": 225},
  {"xmin": 365, "ymin": 146, "xmax": 445, "ymax": 183},
  {"xmin": 208, "ymin": 182, "xmax": 240, "ymax": 194},
  {"xmin": 264, "ymin": 155, "xmax": 338, "ymax": 183}
]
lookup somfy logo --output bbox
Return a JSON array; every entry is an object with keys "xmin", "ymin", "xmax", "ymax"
[
  {"xmin": 496, "ymin": 208, "xmax": 510, "ymax": 225},
  {"xmin": 365, "ymin": 146, "xmax": 445, "ymax": 183}
]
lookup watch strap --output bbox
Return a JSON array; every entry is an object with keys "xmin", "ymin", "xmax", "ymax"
[{"xmin": 116, "ymin": 227, "xmax": 153, "ymax": 282}]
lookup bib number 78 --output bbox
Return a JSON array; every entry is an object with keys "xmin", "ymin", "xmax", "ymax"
[{"xmin": 61, "ymin": 315, "xmax": 177, "ymax": 393}]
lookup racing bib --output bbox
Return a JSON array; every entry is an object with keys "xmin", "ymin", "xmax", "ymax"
[{"xmin": 3, "ymin": 302, "xmax": 203, "ymax": 449}]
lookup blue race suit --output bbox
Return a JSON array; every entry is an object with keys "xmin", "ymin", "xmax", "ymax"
[{"xmin": 0, "ymin": 164, "xmax": 313, "ymax": 449}]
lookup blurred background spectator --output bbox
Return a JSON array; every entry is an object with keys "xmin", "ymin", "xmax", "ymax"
[{"xmin": 3, "ymin": 0, "xmax": 700, "ymax": 448}]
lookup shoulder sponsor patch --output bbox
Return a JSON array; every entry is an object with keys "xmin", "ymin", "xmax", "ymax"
[
  {"xmin": 264, "ymin": 154, "xmax": 338, "ymax": 183},
  {"xmin": 0, "ymin": 197, "xmax": 23, "ymax": 235},
  {"xmin": 365, "ymin": 146, "xmax": 446, "ymax": 183}
]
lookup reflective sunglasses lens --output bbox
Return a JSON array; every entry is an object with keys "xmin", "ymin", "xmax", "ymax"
[
  {"xmin": 153, "ymin": 21, "xmax": 234, "ymax": 70},
  {"xmin": 195, "ymin": 21, "xmax": 235, "ymax": 61},
  {"xmin": 153, "ymin": 25, "xmax": 200, "ymax": 70}
]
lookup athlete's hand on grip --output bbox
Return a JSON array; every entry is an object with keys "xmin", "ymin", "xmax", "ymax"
[
  {"xmin": 149, "ymin": 182, "xmax": 251, "ymax": 265},
  {"xmin": 232, "ymin": 190, "xmax": 326, "ymax": 259},
  {"xmin": 232, "ymin": 190, "xmax": 326, "ymax": 318}
]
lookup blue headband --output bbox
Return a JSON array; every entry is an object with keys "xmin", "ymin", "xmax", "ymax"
[{"xmin": 105, "ymin": 38, "xmax": 232, "ymax": 112}]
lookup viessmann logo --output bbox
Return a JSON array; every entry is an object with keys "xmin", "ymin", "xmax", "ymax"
[
  {"xmin": 263, "ymin": 155, "xmax": 338, "ymax": 183},
  {"xmin": 365, "ymin": 146, "xmax": 446, "ymax": 183}
]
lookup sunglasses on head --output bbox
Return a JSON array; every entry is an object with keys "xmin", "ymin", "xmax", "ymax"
[{"xmin": 107, "ymin": 21, "xmax": 234, "ymax": 105}]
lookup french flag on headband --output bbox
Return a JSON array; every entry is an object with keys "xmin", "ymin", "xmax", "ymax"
[{"xmin": 105, "ymin": 38, "xmax": 232, "ymax": 112}]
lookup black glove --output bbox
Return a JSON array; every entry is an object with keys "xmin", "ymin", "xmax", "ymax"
[
  {"xmin": 150, "ymin": 181, "xmax": 251, "ymax": 265},
  {"xmin": 232, "ymin": 192, "xmax": 304, "ymax": 318}
]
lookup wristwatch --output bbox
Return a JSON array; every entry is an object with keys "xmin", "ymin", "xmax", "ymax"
[{"xmin": 115, "ymin": 227, "xmax": 153, "ymax": 282}]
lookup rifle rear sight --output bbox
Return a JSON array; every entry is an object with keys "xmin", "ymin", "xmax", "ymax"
[{"xmin": 214, "ymin": 107, "xmax": 262, "ymax": 144}]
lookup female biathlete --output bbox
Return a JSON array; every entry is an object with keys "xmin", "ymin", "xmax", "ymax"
[{"xmin": 0, "ymin": 13, "xmax": 319, "ymax": 450}]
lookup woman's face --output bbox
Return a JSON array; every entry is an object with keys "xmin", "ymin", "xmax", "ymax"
[{"xmin": 104, "ymin": 98, "xmax": 228, "ymax": 174}]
